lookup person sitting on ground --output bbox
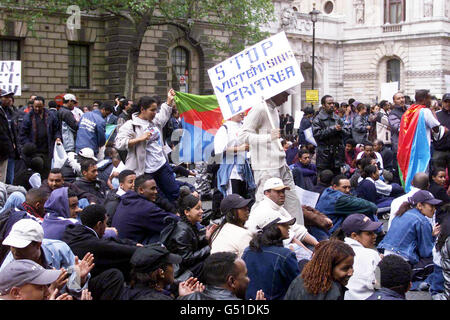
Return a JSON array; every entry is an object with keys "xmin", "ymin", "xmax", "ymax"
[
  {"xmin": 160, "ymin": 192, "xmax": 217, "ymax": 280},
  {"xmin": 284, "ymin": 240, "xmax": 355, "ymax": 300},
  {"xmin": 60, "ymin": 147, "xmax": 98, "ymax": 184},
  {"xmin": 356, "ymin": 142, "xmax": 384, "ymax": 170},
  {"xmin": 374, "ymin": 140, "xmax": 393, "ymax": 172},
  {"xmin": 0, "ymin": 259, "xmax": 74, "ymax": 300},
  {"xmin": 429, "ymin": 167, "xmax": 450, "ymax": 223},
  {"xmin": 73, "ymin": 159, "xmax": 108, "ymax": 204},
  {"xmin": 210, "ymin": 194, "xmax": 253, "ymax": 258},
  {"xmin": 97, "ymin": 147, "xmax": 121, "ymax": 186},
  {"xmin": 104, "ymin": 169, "xmax": 136, "ymax": 224},
  {"xmin": 13, "ymin": 156, "xmax": 44, "ymax": 191},
  {"xmin": 246, "ymin": 178, "xmax": 318, "ymax": 257},
  {"xmin": 343, "ymin": 139, "xmax": 360, "ymax": 177},
  {"xmin": 378, "ymin": 190, "xmax": 442, "ymax": 288},
  {"xmin": 290, "ymin": 149, "xmax": 317, "ymax": 191},
  {"xmin": 312, "ymin": 175, "xmax": 378, "ymax": 242},
  {"xmin": 39, "ymin": 168, "xmax": 97, "ymax": 204},
  {"xmin": 356, "ymin": 165, "xmax": 395, "ymax": 210},
  {"xmin": 0, "ymin": 179, "xmax": 26, "ymax": 214},
  {"xmin": 1, "ymin": 219, "xmax": 93, "ymax": 298},
  {"xmin": 333, "ymin": 214, "xmax": 383, "ymax": 300},
  {"xmin": 10, "ymin": 188, "xmax": 49, "ymax": 223},
  {"xmin": 310, "ymin": 169, "xmax": 334, "ymax": 195},
  {"xmin": 123, "ymin": 244, "xmax": 204, "ymax": 300},
  {"xmin": 437, "ymin": 212, "xmax": 450, "ymax": 300},
  {"xmin": 243, "ymin": 212, "xmax": 300, "ymax": 300},
  {"xmin": 41, "ymin": 187, "xmax": 82, "ymax": 241},
  {"xmin": 111, "ymin": 175, "xmax": 179, "ymax": 245},
  {"xmin": 62, "ymin": 204, "xmax": 140, "ymax": 279},
  {"xmin": 366, "ymin": 255, "xmax": 412, "ymax": 300},
  {"xmin": 180, "ymin": 252, "xmax": 265, "ymax": 300}
]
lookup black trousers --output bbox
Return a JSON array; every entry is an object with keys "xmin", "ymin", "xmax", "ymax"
[{"xmin": 88, "ymin": 268, "xmax": 125, "ymax": 300}]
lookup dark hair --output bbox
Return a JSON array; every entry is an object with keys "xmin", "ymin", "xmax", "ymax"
[
  {"xmin": 104, "ymin": 147, "xmax": 117, "ymax": 159},
  {"xmin": 321, "ymin": 95, "xmax": 333, "ymax": 106},
  {"xmin": 30, "ymin": 157, "xmax": 44, "ymax": 172},
  {"xmin": 301, "ymin": 240, "xmax": 355, "ymax": 295},
  {"xmin": 298, "ymin": 149, "xmax": 310, "ymax": 159},
  {"xmin": 431, "ymin": 167, "xmax": 445, "ymax": 178},
  {"xmin": 129, "ymin": 264, "xmax": 170, "ymax": 289},
  {"xmin": 363, "ymin": 141, "xmax": 373, "ymax": 148},
  {"xmin": 80, "ymin": 204, "xmax": 106, "ymax": 228},
  {"xmin": 362, "ymin": 164, "xmax": 378, "ymax": 179},
  {"xmin": 356, "ymin": 104, "xmax": 366, "ymax": 112},
  {"xmin": 249, "ymin": 224, "xmax": 283, "ymax": 252},
  {"xmin": 81, "ymin": 159, "xmax": 97, "ymax": 173},
  {"xmin": 332, "ymin": 174, "xmax": 348, "ymax": 187},
  {"xmin": 348, "ymin": 98, "xmax": 355, "ymax": 105},
  {"xmin": 100, "ymin": 102, "xmax": 114, "ymax": 114},
  {"xmin": 415, "ymin": 89, "xmax": 430, "ymax": 102},
  {"xmin": 138, "ymin": 96, "xmax": 157, "ymax": 112},
  {"xmin": 93, "ymin": 100, "xmax": 102, "ymax": 106},
  {"xmin": 374, "ymin": 139, "xmax": 384, "ymax": 147},
  {"xmin": 436, "ymin": 209, "xmax": 450, "ymax": 252},
  {"xmin": 67, "ymin": 188, "xmax": 78, "ymax": 199},
  {"xmin": 22, "ymin": 143, "xmax": 37, "ymax": 158},
  {"xmin": 25, "ymin": 188, "xmax": 48, "ymax": 204},
  {"xmin": 379, "ymin": 100, "xmax": 389, "ymax": 109},
  {"xmin": 202, "ymin": 252, "xmax": 238, "ymax": 286},
  {"xmin": 377, "ymin": 254, "xmax": 411, "ymax": 294},
  {"xmin": 345, "ymin": 139, "xmax": 356, "ymax": 147},
  {"xmin": 118, "ymin": 169, "xmax": 136, "ymax": 183},
  {"xmin": 303, "ymin": 107, "xmax": 314, "ymax": 115},
  {"xmin": 49, "ymin": 168, "xmax": 63, "ymax": 176},
  {"xmin": 134, "ymin": 174, "xmax": 151, "ymax": 191},
  {"xmin": 178, "ymin": 192, "xmax": 200, "ymax": 217},
  {"xmin": 394, "ymin": 201, "xmax": 414, "ymax": 217},
  {"xmin": 33, "ymin": 96, "xmax": 45, "ymax": 104},
  {"xmin": 48, "ymin": 101, "xmax": 57, "ymax": 108},
  {"xmin": 359, "ymin": 156, "xmax": 375, "ymax": 170},
  {"xmin": 319, "ymin": 170, "xmax": 334, "ymax": 185}
]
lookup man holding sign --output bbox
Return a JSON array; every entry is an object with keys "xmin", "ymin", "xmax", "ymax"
[{"xmin": 208, "ymin": 32, "xmax": 307, "ymax": 226}]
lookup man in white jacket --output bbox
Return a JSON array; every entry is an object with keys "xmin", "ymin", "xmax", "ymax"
[
  {"xmin": 238, "ymin": 89, "xmax": 304, "ymax": 224},
  {"xmin": 246, "ymin": 178, "xmax": 318, "ymax": 251}
]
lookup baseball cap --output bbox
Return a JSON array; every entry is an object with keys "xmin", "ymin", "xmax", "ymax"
[
  {"xmin": 63, "ymin": 93, "xmax": 77, "ymax": 102},
  {"xmin": 257, "ymin": 211, "xmax": 296, "ymax": 231},
  {"xmin": 130, "ymin": 244, "xmax": 182, "ymax": 273},
  {"xmin": 341, "ymin": 214, "xmax": 383, "ymax": 236},
  {"xmin": 409, "ymin": 190, "xmax": 442, "ymax": 206},
  {"xmin": 442, "ymin": 93, "xmax": 450, "ymax": 101},
  {"xmin": 0, "ymin": 259, "xmax": 61, "ymax": 294},
  {"xmin": 78, "ymin": 148, "xmax": 97, "ymax": 161},
  {"xmin": 0, "ymin": 89, "xmax": 14, "ymax": 97},
  {"xmin": 220, "ymin": 194, "xmax": 252, "ymax": 213},
  {"xmin": 2, "ymin": 219, "xmax": 44, "ymax": 248},
  {"xmin": 263, "ymin": 178, "xmax": 290, "ymax": 192}
]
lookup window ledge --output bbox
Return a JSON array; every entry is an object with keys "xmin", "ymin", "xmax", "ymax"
[{"xmin": 67, "ymin": 88, "xmax": 98, "ymax": 93}]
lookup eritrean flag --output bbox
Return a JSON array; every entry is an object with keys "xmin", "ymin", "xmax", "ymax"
[
  {"xmin": 174, "ymin": 92, "xmax": 223, "ymax": 163},
  {"xmin": 397, "ymin": 105, "xmax": 430, "ymax": 192}
]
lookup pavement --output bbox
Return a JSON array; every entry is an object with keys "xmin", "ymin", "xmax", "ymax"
[{"xmin": 179, "ymin": 175, "xmax": 432, "ymax": 300}]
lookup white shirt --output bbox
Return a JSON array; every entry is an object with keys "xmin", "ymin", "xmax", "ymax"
[
  {"xmin": 421, "ymin": 108, "xmax": 441, "ymax": 145},
  {"xmin": 72, "ymin": 107, "xmax": 84, "ymax": 122},
  {"xmin": 356, "ymin": 151, "xmax": 384, "ymax": 169},
  {"xmin": 214, "ymin": 120, "xmax": 244, "ymax": 182},
  {"xmin": 210, "ymin": 223, "xmax": 253, "ymax": 258},
  {"xmin": 344, "ymin": 237, "xmax": 381, "ymax": 300}
]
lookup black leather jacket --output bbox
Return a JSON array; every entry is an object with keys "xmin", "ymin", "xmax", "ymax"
[
  {"xmin": 312, "ymin": 109, "xmax": 348, "ymax": 170},
  {"xmin": 442, "ymin": 237, "xmax": 450, "ymax": 300},
  {"xmin": 162, "ymin": 217, "xmax": 210, "ymax": 275},
  {"xmin": 179, "ymin": 286, "xmax": 240, "ymax": 300}
]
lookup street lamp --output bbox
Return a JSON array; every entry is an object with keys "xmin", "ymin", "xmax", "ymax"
[{"xmin": 309, "ymin": 3, "xmax": 320, "ymax": 91}]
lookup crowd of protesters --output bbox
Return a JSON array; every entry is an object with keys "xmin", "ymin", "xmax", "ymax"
[{"xmin": 0, "ymin": 86, "xmax": 449, "ymax": 301}]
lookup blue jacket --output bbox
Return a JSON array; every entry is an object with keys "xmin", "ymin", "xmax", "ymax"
[
  {"xmin": 112, "ymin": 191, "xmax": 179, "ymax": 244},
  {"xmin": 316, "ymin": 187, "xmax": 378, "ymax": 236},
  {"xmin": 75, "ymin": 109, "xmax": 106, "ymax": 155},
  {"xmin": 217, "ymin": 154, "xmax": 256, "ymax": 197},
  {"xmin": 42, "ymin": 187, "xmax": 79, "ymax": 240},
  {"xmin": 19, "ymin": 108, "xmax": 61, "ymax": 157},
  {"xmin": 242, "ymin": 245, "xmax": 300, "ymax": 300},
  {"xmin": 378, "ymin": 208, "xmax": 434, "ymax": 265},
  {"xmin": 366, "ymin": 288, "xmax": 406, "ymax": 300}
]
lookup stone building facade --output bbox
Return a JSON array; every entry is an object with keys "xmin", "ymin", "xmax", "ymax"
[
  {"xmin": 268, "ymin": 0, "xmax": 450, "ymax": 116},
  {"xmin": 0, "ymin": 11, "xmax": 229, "ymax": 106}
]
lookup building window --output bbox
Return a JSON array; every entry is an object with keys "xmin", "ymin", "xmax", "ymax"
[
  {"xmin": 171, "ymin": 46, "xmax": 189, "ymax": 92},
  {"xmin": 324, "ymin": 1, "xmax": 334, "ymax": 15},
  {"xmin": 0, "ymin": 39, "xmax": 20, "ymax": 60},
  {"xmin": 68, "ymin": 44, "xmax": 89, "ymax": 88},
  {"xmin": 384, "ymin": 0, "xmax": 405, "ymax": 24},
  {"xmin": 386, "ymin": 59, "xmax": 400, "ymax": 85}
]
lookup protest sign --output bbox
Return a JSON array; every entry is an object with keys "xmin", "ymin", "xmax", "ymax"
[
  {"xmin": 295, "ymin": 186, "xmax": 320, "ymax": 208},
  {"xmin": 0, "ymin": 61, "xmax": 21, "ymax": 95},
  {"xmin": 208, "ymin": 31, "xmax": 303, "ymax": 120},
  {"xmin": 294, "ymin": 110, "xmax": 303, "ymax": 129},
  {"xmin": 380, "ymin": 82, "xmax": 398, "ymax": 103}
]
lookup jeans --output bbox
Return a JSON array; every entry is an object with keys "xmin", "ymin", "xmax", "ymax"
[
  {"xmin": 0, "ymin": 191, "xmax": 25, "ymax": 214},
  {"xmin": 145, "ymin": 162, "xmax": 180, "ymax": 202},
  {"xmin": 425, "ymin": 264, "xmax": 444, "ymax": 295}
]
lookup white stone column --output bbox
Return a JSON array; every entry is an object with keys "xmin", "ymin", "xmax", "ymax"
[{"xmin": 323, "ymin": 59, "xmax": 330, "ymax": 95}]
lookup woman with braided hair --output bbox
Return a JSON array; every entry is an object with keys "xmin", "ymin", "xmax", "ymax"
[{"xmin": 284, "ymin": 240, "xmax": 355, "ymax": 300}]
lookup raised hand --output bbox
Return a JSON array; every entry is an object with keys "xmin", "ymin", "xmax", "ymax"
[
  {"xmin": 49, "ymin": 268, "xmax": 68, "ymax": 294},
  {"xmin": 74, "ymin": 253, "xmax": 95, "ymax": 285},
  {"xmin": 255, "ymin": 290, "xmax": 266, "ymax": 300},
  {"xmin": 81, "ymin": 289, "xmax": 93, "ymax": 300}
]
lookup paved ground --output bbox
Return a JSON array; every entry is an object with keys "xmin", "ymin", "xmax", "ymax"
[{"xmin": 180, "ymin": 176, "xmax": 432, "ymax": 300}]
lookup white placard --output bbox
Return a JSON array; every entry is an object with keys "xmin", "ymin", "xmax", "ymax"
[
  {"xmin": 294, "ymin": 110, "xmax": 303, "ymax": 129},
  {"xmin": 445, "ymin": 75, "xmax": 450, "ymax": 93},
  {"xmin": 208, "ymin": 32, "xmax": 304, "ymax": 120},
  {"xmin": 0, "ymin": 61, "xmax": 21, "ymax": 96},
  {"xmin": 304, "ymin": 127, "xmax": 317, "ymax": 146},
  {"xmin": 295, "ymin": 185, "xmax": 320, "ymax": 208},
  {"xmin": 380, "ymin": 82, "xmax": 399, "ymax": 103}
]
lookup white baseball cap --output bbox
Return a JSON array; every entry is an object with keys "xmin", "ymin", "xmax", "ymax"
[
  {"xmin": 257, "ymin": 211, "xmax": 296, "ymax": 230},
  {"xmin": 3, "ymin": 219, "xmax": 44, "ymax": 248},
  {"xmin": 78, "ymin": 148, "xmax": 98, "ymax": 161},
  {"xmin": 63, "ymin": 93, "xmax": 77, "ymax": 102},
  {"xmin": 263, "ymin": 177, "xmax": 290, "ymax": 192}
]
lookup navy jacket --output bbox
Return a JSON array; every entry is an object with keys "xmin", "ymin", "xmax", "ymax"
[
  {"xmin": 366, "ymin": 288, "xmax": 406, "ymax": 300},
  {"xmin": 0, "ymin": 105, "xmax": 19, "ymax": 161},
  {"xmin": 19, "ymin": 108, "xmax": 61, "ymax": 157},
  {"xmin": 112, "ymin": 191, "xmax": 179, "ymax": 244},
  {"xmin": 75, "ymin": 109, "xmax": 106, "ymax": 155}
]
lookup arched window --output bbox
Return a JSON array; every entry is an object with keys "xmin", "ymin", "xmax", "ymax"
[
  {"xmin": 386, "ymin": 59, "xmax": 400, "ymax": 85},
  {"xmin": 171, "ymin": 46, "xmax": 189, "ymax": 92}
]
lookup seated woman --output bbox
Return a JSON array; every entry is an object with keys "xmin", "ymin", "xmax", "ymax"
[
  {"xmin": 356, "ymin": 165, "xmax": 394, "ymax": 211},
  {"xmin": 242, "ymin": 213, "xmax": 300, "ymax": 300},
  {"xmin": 378, "ymin": 190, "xmax": 442, "ymax": 286},
  {"xmin": 429, "ymin": 167, "xmax": 450, "ymax": 224},
  {"xmin": 210, "ymin": 194, "xmax": 253, "ymax": 258},
  {"xmin": 161, "ymin": 191, "xmax": 216, "ymax": 280}
]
